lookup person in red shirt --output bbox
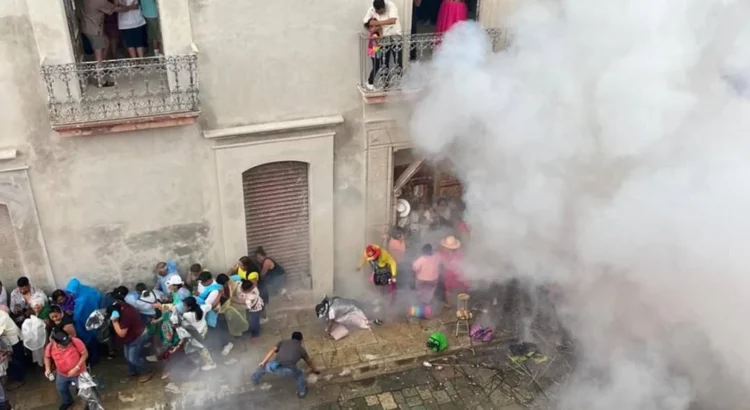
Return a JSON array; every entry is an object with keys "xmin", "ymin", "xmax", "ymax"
[
  {"xmin": 44, "ymin": 330, "xmax": 88, "ymax": 410},
  {"xmin": 110, "ymin": 286, "xmax": 152, "ymax": 383}
]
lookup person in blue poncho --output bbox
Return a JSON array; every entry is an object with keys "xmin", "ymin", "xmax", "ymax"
[
  {"xmin": 153, "ymin": 261, "xmax": 180, "ymax": 295},
  {"xmin": 65, "ymin": 278, "xmax": 102, "ymax": 364}
]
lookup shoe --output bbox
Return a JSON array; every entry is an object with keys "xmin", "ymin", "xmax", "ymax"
[
  {"xmin": 145, "ymin": 355, "xmax": 159, "ymax": 363},
  {"xmin": 138, "ymin": 372, "xmax": 153, "ymax": 383},
  {"xmin": 365, "ymin": 83, "xmax": 375, "ymax": 91},
  {"xmin": 120, "ymin": 375, "xmax": 136, "ymax": 384},
  {"xmin": 297, "ymin": 389, "xmax": 308, "ymax": 399},
  {"xmin": 96, "ymin": 81, "xmax": 115, "ymax": 88},
  {"xmin": 221, "ymin": 342, "xmax": 234, "ymax": 356},
  {"xmin": 59, "ymin": 403, "xmax": 73, "ymax": 410},
  {"xmin": 259, "ymin": 318, "xmax": 269, "ymax": 325},
  {"xmin": 224, "ymin": 358, "xmax": 238, "ymax": 365},
  {"xmin": 201, "ymin": 363, "xmax": 217, "ymax": 371}
]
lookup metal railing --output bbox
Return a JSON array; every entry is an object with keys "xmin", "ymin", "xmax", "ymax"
[
  {"xmin": 40, "ymin": 54, "xmax": 199, "ymax": 126},
  {"xmin": 359, "ymin": 28, "xmax": 508, "ymax": 93}
]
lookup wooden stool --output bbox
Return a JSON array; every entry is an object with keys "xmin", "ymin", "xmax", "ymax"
[{"xmin": 455, "ymin": 293, "xmax": 472, "ymax": 336}]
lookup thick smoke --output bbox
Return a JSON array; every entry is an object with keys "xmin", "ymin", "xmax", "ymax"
[{"xmin": 407, "ymin": 0, "xmax": 750, "ymax": 409}]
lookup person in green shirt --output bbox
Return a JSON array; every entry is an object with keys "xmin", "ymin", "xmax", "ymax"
[{"xmin": 139, "ymin": 0, "xmax": 161, "ymax": 55}]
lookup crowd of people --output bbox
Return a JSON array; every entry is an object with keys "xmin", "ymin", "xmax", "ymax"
[
  {"xmin": 0, "ymin": 246, "xmax": 323, "ymax": 409},
  {"xmin": 81, "ymin": 0, "xmax": 162, "ymax": 87}
]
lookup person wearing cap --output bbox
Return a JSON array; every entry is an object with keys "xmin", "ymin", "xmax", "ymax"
[
  {"xmin": 44, "ymin": 330, "xmax": 88, "ymax": 410},
  {"xmin": 153, "ymin": 261, "xmax": 181, "ymax": 295},
  {"xmin": 439, "ymin": 235, "xmax": 469, "ymax": 307},
  {"xmin": 165, "ymin": 275, "xmax": 191, "ymax": 307}
]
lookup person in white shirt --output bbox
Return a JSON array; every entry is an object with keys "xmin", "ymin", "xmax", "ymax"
[
  {"xmin": 118, "ymin": 0, "xmax": 148, "ymax": 58},
  {"xmin": 196, "ymin": 272, "xmax": 233, "ymax": 356},
  {"xmin": 363, "ymin": 0, "xmax": 403, "ymax": 90},
  {"xmin": 0, "ymin": 309, "xmax": 24, "ymax": 390}
]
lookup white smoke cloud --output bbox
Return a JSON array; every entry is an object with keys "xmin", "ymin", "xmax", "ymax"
[{"xmin": 407, "ymin": 0, "xmax": 750, "ymax": 408}]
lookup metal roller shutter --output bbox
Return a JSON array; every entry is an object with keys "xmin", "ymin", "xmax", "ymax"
[
  {"xmin": 0, "ymin": 204, "xmax": 23, "ymax": 279},
  {"xmin": 242, "ymin": 161, "xmax": 310, "ymax": 290}
]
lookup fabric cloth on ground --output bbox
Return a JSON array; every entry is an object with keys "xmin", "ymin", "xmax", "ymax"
[
  {"xmin": 326, "ymin": 297, "xmax": 370, "ymax": 330},
  {"xmin": 65, "ymin": 278, "xmax": 102, "ymax": 345}
]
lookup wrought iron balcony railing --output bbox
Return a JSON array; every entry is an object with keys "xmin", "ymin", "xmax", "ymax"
[
  {"xmin": 359, "ymin": 28, "xmax": 508, "ymax": 94},
  {"xmin": 40, "ymin": 54, "xmax": 199, "ymax": 127}
]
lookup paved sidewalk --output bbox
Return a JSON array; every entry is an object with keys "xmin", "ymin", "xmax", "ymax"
[{"xmin": 8, "ymin": 305, "xmax": 505, "ymax": 409}]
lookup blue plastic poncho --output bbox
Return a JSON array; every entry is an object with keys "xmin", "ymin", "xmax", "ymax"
[{"xmin": 65, "ymin": 278, "xmax": 102, "ymax": 345}]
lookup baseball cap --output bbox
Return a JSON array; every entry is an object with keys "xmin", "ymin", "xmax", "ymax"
[{"xmin": 166, "ymin": 275, "xmax": 184, "ymax": 287}]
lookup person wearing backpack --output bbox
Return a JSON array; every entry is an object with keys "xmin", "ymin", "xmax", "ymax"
[{"xmin": 44, "ymin": 330, "xmax": 88, "ymax": 410}]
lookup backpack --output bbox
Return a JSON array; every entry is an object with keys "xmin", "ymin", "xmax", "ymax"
[{"xmin": 370, "ymin": 262, "xmax": 392, "ymax": 286}]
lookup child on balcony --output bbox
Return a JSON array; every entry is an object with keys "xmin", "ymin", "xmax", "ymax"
[{"xmin": 365, "ymin": 18, "xmax": 383, "ymax": 91}]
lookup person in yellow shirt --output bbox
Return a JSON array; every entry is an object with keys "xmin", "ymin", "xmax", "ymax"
[{"xmin": 357, "ymin": 244, "xmax": 397, "ymax": 288}]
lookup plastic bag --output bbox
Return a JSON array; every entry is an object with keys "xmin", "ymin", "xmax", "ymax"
[
  {"xmin": 85, "ymin": 309, "xmax": 112, "ymax": 343},
  {"xmin": 22, "ymin": 316, "xmax": 46, "ymax": 351},
  {"xmin": 75, "ymin": 372, "xmax": 104, "ymax": 410},
  {"xmin": 328, "ymin": 297, "xmax": 371, "ymax": 330}
]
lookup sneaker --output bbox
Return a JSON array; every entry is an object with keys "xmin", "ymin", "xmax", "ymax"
[
  {"xmin": 145, "ymin": 355, "xmax": 159, "ymax": 363},
  {"xmin": 280, "ymin": 288, "xmax": 292, "ymax": 301},
  {"xmin": 221, "ymin": 342, "xmax": 234, "ymax": 356},
  {"xmin": 259, "ymin": 317, "xmax": 269, "ymax": 325},
  {"xmin": 224, "ymin": 358, "xmax": 238, "ymax": 365},
  {"xmin": 365, "ymin": 83, "xmax": 375, "ymax": 91},
  {"xmin": 201, "ymin": 363, "xmax": 217, "ymax": 371},
  {"xmin": 297, "ymin": 389, "xmax": 308, "ymax": 399},
  {"xmin": 138, "ymin": 372, "xmax": 154, "ymax": 383}
]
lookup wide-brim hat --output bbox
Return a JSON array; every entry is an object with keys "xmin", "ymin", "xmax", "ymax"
[
  {"xmin": 396, "ymin": 199, "xmax": 411, "ymax": 218},
  {"xmin": 440, "ymin": 235, "xmax": 462, "ymax": 250}
]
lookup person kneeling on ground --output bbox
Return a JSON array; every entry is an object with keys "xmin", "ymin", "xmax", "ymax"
[
  {"xmin": 44, "ymin": 330, "xmax": 88, "ymax": 410},
  {"xmin": 252, "ymin": 331, "xmax": 319, "ymax": 398}
]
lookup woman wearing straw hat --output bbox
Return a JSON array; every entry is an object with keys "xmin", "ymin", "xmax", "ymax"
[{"xmin": 439, "ymin": 235, "xmax": 469, "ymax": 308}]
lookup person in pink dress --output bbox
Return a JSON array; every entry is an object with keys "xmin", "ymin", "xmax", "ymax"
[
  {"xmin": 439, "ymin": 235, "xmax": 469, "ymax": 307},
  {"xmin": 436, "ymin": 0, "xmax": 468, "ymax": 35}
]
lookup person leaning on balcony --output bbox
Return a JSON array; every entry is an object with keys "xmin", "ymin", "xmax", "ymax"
[
  {"xmin": 81, "ymin": 0, "xmax": 135, "ymax": 86},
  {"xmin": 363, "ymin": 0, "xmax": 403, "ymax": 90}
]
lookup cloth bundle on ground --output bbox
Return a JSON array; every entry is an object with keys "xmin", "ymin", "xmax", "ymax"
[
  {"xmin": 469, "ymin": 324, "xmax": 493, "ymax": 343},
  {"xmin": 508, "ymin": 342, "xmax": 548, "ymax": 364},
  {"xmin": 427, "ymin": 332, "xmax": 448, "ymax": 353},
  {"xmin": 315, "ymin": 296, "xmax": 370, "ymax": 330}
]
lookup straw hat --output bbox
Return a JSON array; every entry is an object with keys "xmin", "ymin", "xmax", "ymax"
[
  {"xmin": 440, "ymin": 235, "xmax": 461, "ymax": 250},
  {"xmin": 396, "ymin": 199, "xmax": 411, "ymax": 218}
]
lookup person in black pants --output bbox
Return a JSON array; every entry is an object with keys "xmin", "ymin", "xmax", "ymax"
[{"xmin": 0, "ymin": 309, "xmax": 24, "ymax": 391}]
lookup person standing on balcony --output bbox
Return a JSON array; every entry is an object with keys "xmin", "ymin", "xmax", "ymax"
[
  {"xmin": 118, "ymin": 0, "xmax": 148, "ymax": 59},
  {"xmin": 363, "ymin": 0, "xmax": 402, "ymax": 91},
  {"xmin": 82, "ymin": 0, "xmax": 132, "ymax": 87},
  {"xmin": 139, "ymin": 0, "xmax": 162, "ymax": 56}
]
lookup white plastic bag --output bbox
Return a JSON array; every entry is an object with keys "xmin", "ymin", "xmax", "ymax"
[{"xmin": 22, "ymin": 316, "xmax": 46, "ymax": 351}]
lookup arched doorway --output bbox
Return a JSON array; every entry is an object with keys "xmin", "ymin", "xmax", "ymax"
[
  {"xmin": 242, "ymin": 161, "xmax": 311, "ymax": 290},
  {"xmin": 0, "ymin": 204, "xmax": 23, "ymax": 278}
]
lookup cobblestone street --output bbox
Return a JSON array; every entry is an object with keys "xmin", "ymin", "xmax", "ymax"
[{"xmin": 211, "ymin": 340, "xmax": 573, "ymax": 410}]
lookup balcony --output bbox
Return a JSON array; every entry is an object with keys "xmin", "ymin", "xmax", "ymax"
[
  {"xmin": 358, "ymin": 28, "xmax": 508, "ymax": 104},
  {"xmin": 40, "ymin": 55, "xmax": 199, "ymax": 137}
]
